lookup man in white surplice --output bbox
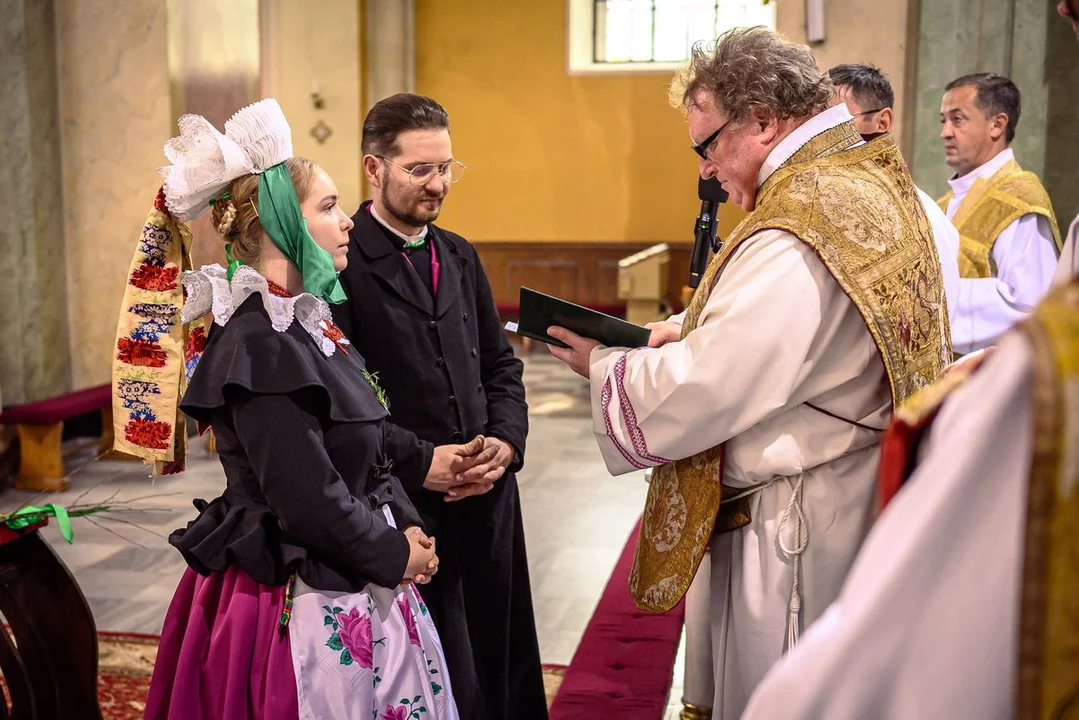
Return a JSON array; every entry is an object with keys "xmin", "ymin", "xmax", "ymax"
[
  {"xmin": 938, "ymin": 73, "xmax": 1060, "ymax": 354},
  {"xmin": 547, "ymin": 29, "xmax": 925, "ymax": 718}
]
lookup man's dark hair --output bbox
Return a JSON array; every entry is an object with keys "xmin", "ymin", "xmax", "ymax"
[
  {"xmin": 827, "ymin": 63, "xmax": 895, "ymax": 111},
  {"xmin": 362, "ymin": 93, "xmax": 449, "ymax": 157},
  {"xmin": 945, "ymin": 73, "xmax": 1021, "ymax": 143}
]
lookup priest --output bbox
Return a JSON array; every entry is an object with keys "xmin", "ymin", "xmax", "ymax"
[
  {"xmin": 547, "ymin": 27, "xmax": 950, "ymax": 718},
  {"xmin": 938, "ymin": 73, "xmax": 1061, "ymax": 354}
]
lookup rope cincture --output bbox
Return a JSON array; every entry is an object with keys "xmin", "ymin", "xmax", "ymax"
[
  {"xmin": 778, "ymin": 475, "xmax": 808, "ymax": 651},
  {"xmin": 717, "ymin": 472, "xmax": 809, "ymax": 653}
]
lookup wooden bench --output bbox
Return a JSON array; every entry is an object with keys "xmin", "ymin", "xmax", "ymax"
[{"xmin": 0, "ymin": 385, "xmax": 112, "ymax": 493}]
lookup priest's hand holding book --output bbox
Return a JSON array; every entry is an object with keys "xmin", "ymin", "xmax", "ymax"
[
  {"xmin": 546, "ymin": 326, "xmax": 601, "ymax": 378},
  {"xmin": 645, "ymin": 320, "xmax": 683, "ymax": 348},
  {"xmin": 548, "ymin": 320, "xmax": 683, "ymax": 376}
]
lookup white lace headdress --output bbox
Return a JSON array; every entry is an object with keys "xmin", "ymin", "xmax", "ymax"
[{"xmin": 159, "ymin": 99, "xmax": 294, "ymax": 222}]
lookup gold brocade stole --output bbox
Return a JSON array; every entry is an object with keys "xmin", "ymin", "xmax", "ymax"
[
  {"xmin": 629, "ymin": 122, "xmax": 951, "ymax": 613},
  {"xmin": 937, "ymin": 159, "xmax": 1062, "ymax": 279},
  {"xmin": 1015, "ymin": 280, "xmax": 1079, "ymax": 719}
]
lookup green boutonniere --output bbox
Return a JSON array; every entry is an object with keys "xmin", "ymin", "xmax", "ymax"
[{"xmin": 362, "ymin": 368, "xmax": 390, "ymax": 410}]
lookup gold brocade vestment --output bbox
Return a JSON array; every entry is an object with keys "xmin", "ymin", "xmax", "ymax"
[
  {"xmin": 1014, "ymin": 280, "xmax": 1079, "ymax": 719},
  {"xmin": 937, "ymin": 158, "xmax": 1061, "ymax": 279},
  {"xmin": 630, "ymin": 123, "xmax": 951, "ymax": 612}
]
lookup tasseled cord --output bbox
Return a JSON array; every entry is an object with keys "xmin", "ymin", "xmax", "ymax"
[{"xmin": 778, "ymin": 474, "xmax": 809, "ymax": 651}]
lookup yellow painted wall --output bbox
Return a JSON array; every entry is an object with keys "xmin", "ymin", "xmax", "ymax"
[
  {"xmin": 414, "ymin": 0, "xmax": 917, "ymax": 244},
  {"xmin": 414, "ymin": 0, "xmax": 742, "ymax": 243}
]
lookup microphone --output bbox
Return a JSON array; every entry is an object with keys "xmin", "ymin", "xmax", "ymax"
[{"xmin": 688, "ymin": 177, "xmax": 729, "ymax": 288}]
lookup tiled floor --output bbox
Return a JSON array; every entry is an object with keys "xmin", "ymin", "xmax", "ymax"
[{"xmin": 1, "ymin": 349, "xmax": 689, "ymax": 717}]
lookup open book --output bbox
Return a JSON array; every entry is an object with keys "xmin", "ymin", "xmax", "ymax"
[{"xmin": 505, "ymin": 287, "xmax": 651, "ymax": 349}]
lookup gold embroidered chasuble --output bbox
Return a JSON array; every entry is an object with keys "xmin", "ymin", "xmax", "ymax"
[
  {"xmin": 629, "ymin": 122, "xmax": 951, "ymax": 613},
  {"xmin": 936, "ymin": 158, "xmax": 1061, "ymax": 279},
  {"xmin": 1014, "ymin": 280, "xmax": 1079, "ymax": 719}
]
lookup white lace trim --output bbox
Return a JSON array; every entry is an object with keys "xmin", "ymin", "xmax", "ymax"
[
  {"xmin": 181, "ymin": 264, "xmax": 348, "ymax": 357},
  {"xmin": 159, "ymin": 99, "xmax": 294, "ymax": 222}
]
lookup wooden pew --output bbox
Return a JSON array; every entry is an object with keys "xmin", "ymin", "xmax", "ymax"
[
  {"xmin": 0, "ymin": 385, "xmax": 112, "ymax": 493},
  {"xmin": 0, "ymin": 521, "xmax": 102, "ymax": 719}
]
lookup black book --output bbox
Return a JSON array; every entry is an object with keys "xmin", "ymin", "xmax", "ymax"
[{"xmin": 508, "ymin": 287, "xmax": 651, "ymax": 349}]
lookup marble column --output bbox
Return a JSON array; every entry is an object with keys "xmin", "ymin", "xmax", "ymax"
[
  {"xmin": 0, "ymin": 0, "xmax": 73, "ymax": 405},
  {"xmin": 361, "ymin": 0, "xmax": 415, "ymax": 202},
  {"xmin": 54, "ymin": 0, "xmax": 172, "ymax": 391},
  {"xmin": 169, "ymin": 0, "xmax": 261, "ymax": 271},
  {"xmin": 365, "ymin": 0, "xmax": 416, "ymax": 109},
  {"xmin": 1042, "ymin": 3, "xmax": 1079, "ymax": 226},
  {"xmin": 909, "ymin": 0, "xmax": 1078, "ymax": 222}
]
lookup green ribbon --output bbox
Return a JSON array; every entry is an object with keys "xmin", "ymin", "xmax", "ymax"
[
  {"xmin": 4, "ymin": 504, "xmax": 78, "ymax": 543},
  {"xmin": 224, "ymin": 242, "xmax": 243, "ymax": 281},
  {"xmin": 257, "ymin": 163, "xmax": 346, "ymax": 304}
]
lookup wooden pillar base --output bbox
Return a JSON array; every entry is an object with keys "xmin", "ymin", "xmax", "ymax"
[
  {"xmin": 13, "ymin": 423, "xmax": 70, "ymax": 492},
  {"xmin": 98, "ymin": 406, "xmax": 115, "ymax": 456}
]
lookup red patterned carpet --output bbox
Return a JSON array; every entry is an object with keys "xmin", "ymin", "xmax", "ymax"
[
  {"xmin": 96, "ymin": 632, "xmax": 158, "ymax": 719},
  {"xmin": 5, "ymin": 632, "xmax": 566, "ymax": 719}
]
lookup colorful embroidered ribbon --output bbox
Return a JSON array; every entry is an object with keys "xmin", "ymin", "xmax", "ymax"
[
  {"xmin": 111, "ymin": 188, "xmax": 207, "ymax": 475},
  {"xmin": 279, "ymin": 572, "xmax": 297, "ymax": 633}
]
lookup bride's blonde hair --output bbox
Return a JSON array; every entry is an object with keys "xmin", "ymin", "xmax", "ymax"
[{"xmin": 209, "ymin": 157, "xmax": 320, "ymax": 266}]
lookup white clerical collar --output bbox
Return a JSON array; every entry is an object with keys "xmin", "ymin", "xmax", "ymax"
[
  {"xmin": 946, "ymin": 147, "xmax": 1015, "ymax": 201},
  {"xmin": 757, "ymin": 103, "xmax": 856, "ymax": 188},
  {"xmin": 370, "ymin": 203, "xmax": 428, "ymax": 244}
]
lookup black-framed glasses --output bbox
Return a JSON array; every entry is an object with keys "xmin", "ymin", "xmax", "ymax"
[
  {"xmin": 853, "ymin": 107, "xmax": 887, "ymax": 118},
  {"xmin": 691, "ymin": 119, "xmax": 731, "ymax": 159}
]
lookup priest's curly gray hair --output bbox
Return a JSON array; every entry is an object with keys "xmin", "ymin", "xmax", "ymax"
[{"xmin": 670, "ymin": 26, "xmax": 834, "ymax": 123}]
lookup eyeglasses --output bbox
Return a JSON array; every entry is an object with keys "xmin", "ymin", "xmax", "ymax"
[
  {"xmin": 691, "ymin": 119, "xmax": 731, "ymax": 159},
  {"xmin": 853, "ymin": 108, "xmax": 888, "ymax": 118},
  {"xmin": 378, "ymin": 157, "xmax": 467, "ymax": 186}
]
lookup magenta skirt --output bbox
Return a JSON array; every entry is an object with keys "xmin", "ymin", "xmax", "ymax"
[{"xmin": 144, "ymin": 565, "xmax": 300, "ymax": 720}]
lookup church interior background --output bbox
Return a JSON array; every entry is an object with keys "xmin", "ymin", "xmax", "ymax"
[{"xmin": 0, "ymin": 0, "xmax": 1076, "ymax": 717}]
